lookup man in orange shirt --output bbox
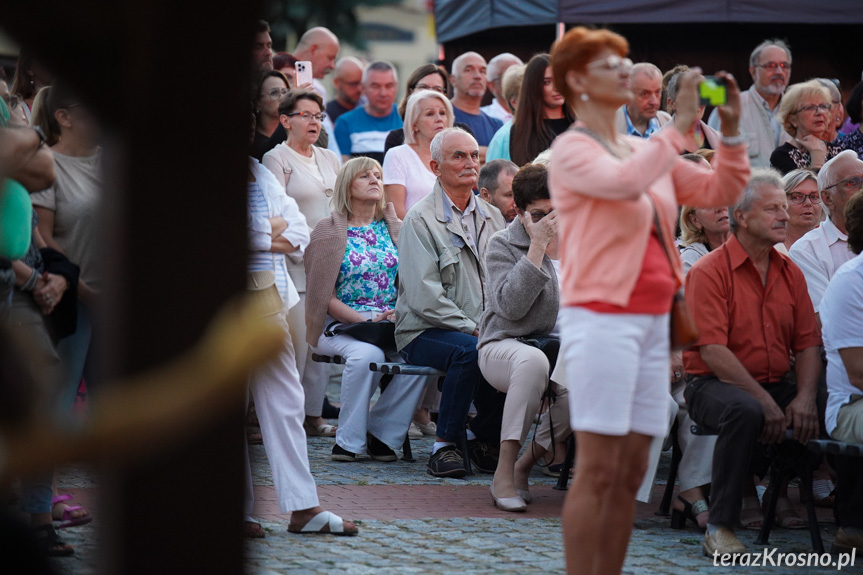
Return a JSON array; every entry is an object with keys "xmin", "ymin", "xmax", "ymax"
[{"xmin": 683, "ymin": 168, "xmax": 823, "ymax": 557}]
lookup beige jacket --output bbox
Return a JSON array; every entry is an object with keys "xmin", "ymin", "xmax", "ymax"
[{"xmin": 394, "ymin": 179, "xmax": 505, "ymax": 350}]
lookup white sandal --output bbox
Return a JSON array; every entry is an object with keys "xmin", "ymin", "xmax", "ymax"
[{"xmin": 288, "ymin": 511, "xmax": 358, "ymax": 536}]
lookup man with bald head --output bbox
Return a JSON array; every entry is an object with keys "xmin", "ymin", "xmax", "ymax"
[
  {"xmin": 293, "ymin": 26, "xmax": 340, "ymax": 101},
  {"xmin": 396, "ymin": 127, "xmax": 506, "ymax": 478},
  {"xmin": 450, "ymin": 52, "xmax": 503, "ymax": 164},
  {"xmin": 709, "ymin": 39, "xmax": 793, "ymax": 168},
  {"xmin": 615, "ymin": 63, "xmax": 671, "ymax": 138},
  {"xmin": 481, "ymin": 53, "xmax": 523, "ymax": 123},
  {"xmin": 326, "ymin": 57, "xmax": 364, "ymax": 124}
]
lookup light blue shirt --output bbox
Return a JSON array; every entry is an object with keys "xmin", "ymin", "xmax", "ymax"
[{"xmin": 623, "ymin": 106, "xmax": 660, "ymax": 138}]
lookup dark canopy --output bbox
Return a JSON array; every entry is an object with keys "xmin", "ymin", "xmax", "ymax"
[{"xmin": 435, "ymin": 0, "xmax": 863, "ymax": 42}]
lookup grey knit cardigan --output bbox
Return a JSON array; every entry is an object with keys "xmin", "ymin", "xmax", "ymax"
[{"xmin": 477, "ymin": 217, "xmax": 559, "ymax": 350}]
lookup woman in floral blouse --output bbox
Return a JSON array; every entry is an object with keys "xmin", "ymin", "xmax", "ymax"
[{"xmin": 304, "ymin": 157, "xmax": 429, "ymax": 462}]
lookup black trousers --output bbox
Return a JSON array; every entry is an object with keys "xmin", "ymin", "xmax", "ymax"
[{"xmin": 684, "ymin": 373, "xmax": 826, "ymax": 527}]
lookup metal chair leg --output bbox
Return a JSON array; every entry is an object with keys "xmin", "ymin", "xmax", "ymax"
[{"xmin": 555, "ymin": 435, "xmax": 576, "ymax": 491}]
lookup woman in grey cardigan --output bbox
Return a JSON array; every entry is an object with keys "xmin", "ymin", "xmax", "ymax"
[{"xmin": 478, "ymin": 163, "xmax": 570, "ymax": 512}]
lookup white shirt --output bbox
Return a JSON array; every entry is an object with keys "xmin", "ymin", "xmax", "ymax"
[
  {"xmin": 382, "ymin": 145, "xmax": 437, "ymax": 212},
  {"xmin": 789, "ymin": 218, "xmax": 854, "ymax": 312},
  {"xmin": 247, "ymin": 158, "xmax": 310, "ymax": 309},
  {"xmin": 480, "ymin": 99, "xmax": 512, "ymax": 123},
  {"xmin": 821, "ymin": 253, "xmax": 863, "ymax": 435}
]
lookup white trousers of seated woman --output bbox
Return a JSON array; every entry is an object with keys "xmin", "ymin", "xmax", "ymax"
[
  {"xmin": 313, "ymin": 314, "xmax": 429, "ymax": 455},
  {"xmin": 244, "ymin": 310, "xmax": 319, "ymax": 514}
]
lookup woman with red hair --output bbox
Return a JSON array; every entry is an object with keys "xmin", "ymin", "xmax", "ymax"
[{"xmin": 548, "ymin": 27, "xmax": 750, "ymax": 572}]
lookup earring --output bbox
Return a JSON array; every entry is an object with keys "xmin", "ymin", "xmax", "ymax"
[{"xmin": 580, "ymin": 93, "xmax": 589, "ymax": 102}]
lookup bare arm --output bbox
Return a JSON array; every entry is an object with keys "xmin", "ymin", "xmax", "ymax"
[
  {"xmin": 268, "ymin": 217, "xmax": 287, "ymax": 238},
  {"xmin": 270, "ymin": 237, "xmax": 299, "ymax": 254},
  {"xmin": 33, "ymin": 207, "xmax": 64, "ymax": 253},
  {"xmin": 326, "ymin": 295, "xmax": 370, "ymax": 324},
  {"xmin": 11, "ymin": 146, "xmax": 55, "ymax": 193},
  {"xmin": 699, "ymin": 344, "xmax": 786, "ymax": 444},
  {"xmin": 783, "ymin": 346, "xmax": 820, "ymax": 444},
  {"xmin": 384, "ymin": 184, "xmax": 408, "ymax": 220}
]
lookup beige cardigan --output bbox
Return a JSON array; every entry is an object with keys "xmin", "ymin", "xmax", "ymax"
[{"xmin": 303, "ymin": 203, "xmax": 401, "ymax": 346}]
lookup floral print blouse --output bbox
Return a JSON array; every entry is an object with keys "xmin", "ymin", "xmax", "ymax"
[{"xmin": 336, "ymin": 219, "xmax": 398, "ymax": 312}]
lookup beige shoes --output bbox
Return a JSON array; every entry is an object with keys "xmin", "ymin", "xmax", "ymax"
[
  {"xmin": 489, "ymin": 485, "xmax": 526, "ymax": 512},
  {"xmin": 834, "ymin": 527, "xmax": 863, "ymax": 553},
  {"xmin": 703, "ymin": 527, "xmax": 746, "ymax": 557}
]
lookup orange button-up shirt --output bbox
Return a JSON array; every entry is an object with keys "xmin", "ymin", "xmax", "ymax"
[{"xmin": 683, "ymin": 234, "xmax": 821, "ymax": 384}]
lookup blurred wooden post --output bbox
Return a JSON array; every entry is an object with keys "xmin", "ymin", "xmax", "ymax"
[{"xmin": 2, "ymin": 2, "xmax": 259, "ymax": 572}]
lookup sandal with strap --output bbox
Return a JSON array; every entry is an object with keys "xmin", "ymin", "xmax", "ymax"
[
  {"xmin": 740, "ymin": 496, "xmax": 764, "ymax": 530},
  {"xmin": 34, "ymin": 524, "xmax": 74, "ymax": 557},
  {"xmin": 303, "ymin": 421, "xmax": 337, "ymax": 437},
  {"xmin": 775, "ymin": 497, "xmax": 807, "ymax": 529},
  {"xmin": 288, "ymin": 511, "xmax": 358, "ymax": 536},
  {"xmin": 671, "ymin": 495, "xmax": 709, "ymax": 530},
  {"xmin": 812, "ymin": 478, "xmax": 835, "ymax": 508},
  {"xmin": 52, "ymin": 494, "xmax": 92, "ymax": 529}
]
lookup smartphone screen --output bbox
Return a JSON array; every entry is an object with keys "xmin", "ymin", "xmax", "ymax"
[{"xmin": 699, "ymin": 76, "xmax": 727, "ymax": 107}]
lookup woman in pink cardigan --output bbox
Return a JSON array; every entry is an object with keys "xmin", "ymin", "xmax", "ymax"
[{"xmin": 548, "ymin": 28, "xmax": 750, "ymax": 574}]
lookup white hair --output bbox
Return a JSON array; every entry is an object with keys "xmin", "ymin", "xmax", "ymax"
[
  {"xmin": 430, "ymin": 127, "xmax": 475, "ymax": 164},
  {"xmin": 818, "ymin": 150, "xmax": 860, "ymax": 217},
  {"xmin": 451, "ymin": 51, "xmax": 485, "ymax": 79},
  {"xmin": 487, "ymin": 53, "xmax": 522, "ymax": 83},
  {"xmin": 403, "ymin": 90, "xmax": 454, "ymax": 145}
]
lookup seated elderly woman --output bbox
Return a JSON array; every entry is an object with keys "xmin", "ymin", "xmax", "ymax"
[
  {"xmin": 678, "ymin": 155, "xmax": 730, "ymax": 274},
  {"xmin": 770, "ymin": 80, "xmax": 842, "ymax": 175},
  {"xmin": 477, "ymin": 163, "xmax": 571, "ymax": 512},
  {"xmin": 659, "ymin": 67, "xmax": 722, "ymax": 154},
  {"xmin": 304, "ymin": 157, "xmax": 428, "ymax": 462},
  {"xmin": 777, "ymin": 168, "xmax": 822, "ymax": 254}
]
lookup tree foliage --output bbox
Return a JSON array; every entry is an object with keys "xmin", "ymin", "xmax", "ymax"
[{"xmin": 265, "ymin": 0, "xmax": 402, "ymax": 51}]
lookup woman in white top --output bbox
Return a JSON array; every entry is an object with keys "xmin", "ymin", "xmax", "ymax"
[
  {"xmin": 263, "ymin": 89, "xmax": 341, "ymax": 437},
  {"xmin": 382, "ymin": 90, "xmax": 454, "ymax": 219}
]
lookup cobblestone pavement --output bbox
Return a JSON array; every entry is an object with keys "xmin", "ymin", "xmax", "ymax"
[{"xmin": 46, "ymin": 382, "xmax": 861, "ymax": 574}]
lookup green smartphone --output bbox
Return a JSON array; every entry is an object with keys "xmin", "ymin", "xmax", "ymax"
[{"xmin": 699, "ymin": 76, "xmax": 727, "ymax": 106}]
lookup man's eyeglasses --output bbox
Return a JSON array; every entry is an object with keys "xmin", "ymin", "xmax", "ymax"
[
  {"xmin": 264, "ymin": 87, "xmax": 289, "ymax": 101},
  {"xmin": 286, "ymin": 111, "xmax": 326, "ymax": 122},
  {"xmin": 786, "ymin": 192, "xmax": 821, "ymax": 204},
  {"xmin": 587, "ymin": 55, "xmax": 633, "ymax": 73},
  {"xmin": 415, "ymin": 83, "xmax": 446, "ymax": 94},
  {"xmin": 529, "ymin": 209, "xmax": 553, "ymax": 222},
  {"xmin": 824, "ymin": 176, "xmax": 863, "ymax": 192},
  {"xmin": 796, "ymin": 104, "xmax": 831, "ymax": 114},
  {"xmin": 756, "ymin": 62, "xmax": 791, "ymax": 71}
]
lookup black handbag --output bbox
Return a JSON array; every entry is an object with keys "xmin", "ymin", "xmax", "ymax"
[
  {"xmin": 516, "ymin": 334, "xmax": 560, "ymax": 373},
  {"xmin": 325, "ymin": 320, "xmax": 397, "ymax": 352}
]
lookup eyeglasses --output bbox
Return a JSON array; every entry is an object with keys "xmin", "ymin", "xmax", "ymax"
[
  {"xmin": 263, "ymin": 87, "xmax": 289, "ymax": 101},
  {"xmin": 415, "ymin": 83, "xmax": 446, "ymax": 94},
  {"xmin": 824, "ymin": 176, "xmax": 863, "ymax": 192},
  {"xmin": 1, "ymin": 94, "xmax": 19, "ymax": 109},
  {"xmin": 529, "ymin": 209, "xmax": 553, "ymax": 222},
  {"xmin": 286, "ymin": 111, "xmax": 326, "ymax": 122},
  {"xmin": 796, "ymin": 104, "xmax": 831, "ymax": 114},
  {"xmin": 756, "ymin": 62, "xmax": 791, "ymax": 71},
  {"xmin": 586, "ymin": 55, "xmax": 633, "ymax": 73},
  {"xmin": 786, "ymin": 191, "xmax": 821, "ymax": 204}
]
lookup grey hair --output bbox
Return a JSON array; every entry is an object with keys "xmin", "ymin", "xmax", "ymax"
[
  {"xmin": 487, "ymin": 53, "xmax": 523, "ymax": 83},
  {"xmin": 362, "ymin": 60, "xmax": 398, "ymax": 85},
  {"xmin": 667, "ymin": 70, "xmax": 685, "ymax": 103},
  {"xmin": 451, "ymin": 51, "xmax": 485, "ymax": 79},
  {"xmin": 729, "ymin": 168, "xmax": 785, "ymax": 232},
  {"xmin": 403, "ymin": 90, "xmax": 454, "ymax": 146},
  {"xmin": 478, "ymin": 159, "xmax": 518, "ymax": 194},
  {"xmin": 430, "ymin": 127, "xmax": 475, "ymax": 164},
  {"xmin": 749, "ymin": 39, "xmax": 792, "ymax": 68},
  {"xmin": 818, "ymin": 150, "xmax": 861, "ymax": 217},
  {"xmin": 630, "ymin": 62, "xmax": 661, "ymax": 80},
  {"xmin": 532, "ymin": 149, "xmax": 552, "ymax": 166},
  {"xmin": 783, "ymin": 168, "xmax": 818, "ymax": 195},
  {"xmin": 815, "ymin": 78, "xmax": 841, "ymax": 102}
]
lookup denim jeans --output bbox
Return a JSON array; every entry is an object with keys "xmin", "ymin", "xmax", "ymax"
[{"xmin": 401, "ymin": 328, "xmax": 485, "ymax": 444}]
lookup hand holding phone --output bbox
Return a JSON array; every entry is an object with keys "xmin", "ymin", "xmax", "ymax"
[{"xmin": 295, "ymin": 61, "xmax": 313, "ymax": 88}]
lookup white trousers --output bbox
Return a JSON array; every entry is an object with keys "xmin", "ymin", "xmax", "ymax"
[
  {"xmin": 244, "ymin": 311, "xmax": 319, "ymax": 514},
  {"xmin": 287, "ymin": 292, "xmax": 330, "ymax": 417},
  {"xmin": 672, "ymin": 378, "xmax": 716, "ymax": 491},
  {"xmin": 313, "ymin": 315, "xmax": 429, "ymax": 454}
]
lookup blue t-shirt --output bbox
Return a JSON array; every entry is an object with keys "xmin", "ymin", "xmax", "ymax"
[
  {"xmin": 334, "ymin": 105, "xmax": 403, "ymax": 164},
  {"xmin": 452, "ymin": 107, "xmax": 503, "ymax": 147}
]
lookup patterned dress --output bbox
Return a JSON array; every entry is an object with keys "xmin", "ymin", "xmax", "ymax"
[{"xmin": 336, "ymin": 219, "xmax": 398, "ymax": 313}]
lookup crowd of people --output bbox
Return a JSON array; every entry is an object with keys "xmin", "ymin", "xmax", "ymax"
[{"xmin": 2, "ymin": 18, "xmax": 863, "ymax": 575}]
